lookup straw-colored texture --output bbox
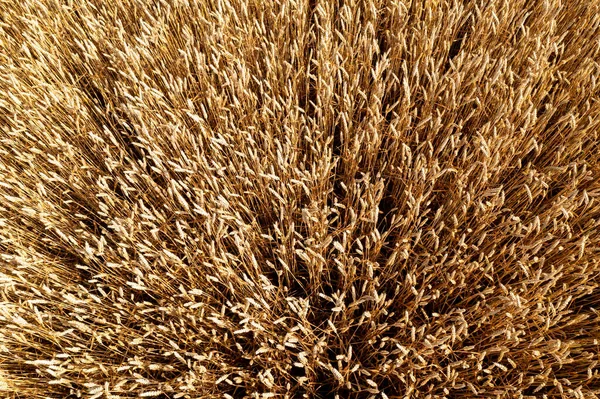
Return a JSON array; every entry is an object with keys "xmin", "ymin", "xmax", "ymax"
[{"xmin": 1, "ymin": 0, "xmax": 600, "ymax": 398}]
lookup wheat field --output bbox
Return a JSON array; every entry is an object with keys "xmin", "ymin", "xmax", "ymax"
[{"xmin": 1, "ymin": 0, "xmax": 600, "ymax": 398}]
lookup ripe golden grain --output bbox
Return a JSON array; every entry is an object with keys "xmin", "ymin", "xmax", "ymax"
[{"xmin": 1, "ymin": 0, "xmax": 600, "ymax": 398}]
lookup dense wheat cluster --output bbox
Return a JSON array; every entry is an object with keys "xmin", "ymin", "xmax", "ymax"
[{"xmin": 2, "ymin": 0, "xmax": 600, "ymax": 398}]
